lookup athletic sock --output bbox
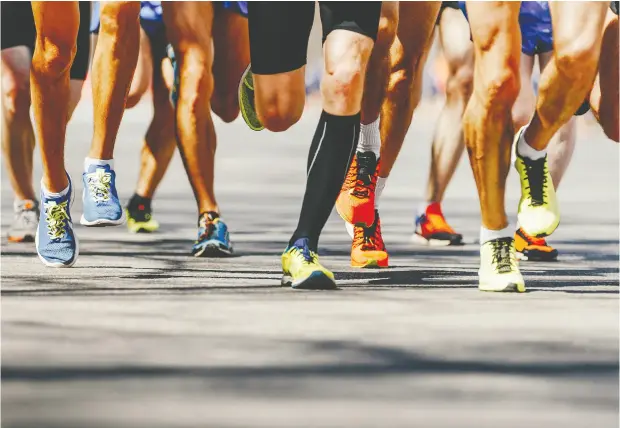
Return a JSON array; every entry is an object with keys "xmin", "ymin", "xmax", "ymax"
[
  {"xmin": 127, "ymin": 194, "xmax": 152, "ymax": 211},
  {"xmin": 516, "ymin": 126, "xmax": 546, "ymax": 160},
  {"xmin": 84, "ymin": 157, "xmax": 114, "ymax": 171},
  {"xmin": 375, "ymin": 176, "xmax": 387, "ymax": 209},
  {"xmin": 41, "ymin": 182, "xmax": 70, "ymax": 199},
  {"xmin": 480, "ymin": 224, "xmax": 513, "ymax": 245},
  {"xmin": 358, "ymin": 117, "xmax": 381, "ymax": 158},
  {"xmin": 291, "ymin": 110, "xmax": 360, "ymax": 251}
]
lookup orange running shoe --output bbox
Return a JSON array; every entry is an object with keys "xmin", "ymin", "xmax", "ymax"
[
  {"xmin": 351, "ymin": 209, "xmax": 388, "ymax": 268},
  {"xmin": 336, "ymin": 151, "xmax": 378, "ymax": 227},
  {"xmin": 514, "ymin": 227, "xmax": 558, "ymax": 261},
  {"xmin": 411, "ymin": 202, "xmax": 463, "ymax": 246}
]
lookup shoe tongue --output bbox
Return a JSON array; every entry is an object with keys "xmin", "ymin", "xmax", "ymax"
[
  {"xmin": 292, "ymin": 238, "xmax": 312, "ymax": 260},
  {"xmin": 199, "ymin": 211, "xmax": 220, "ymax": 227},
  {"xmin": 87, "ymin": 163, "xmax": 111, "ymax": 174},
  {"xmin": 356, "ymin": 151, "xmax": 377, "ymax": 180}
]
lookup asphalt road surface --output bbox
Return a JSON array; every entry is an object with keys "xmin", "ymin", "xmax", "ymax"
[{"xmin": 2, "ymin": 102, "xmax": 618, "ymax": 428}]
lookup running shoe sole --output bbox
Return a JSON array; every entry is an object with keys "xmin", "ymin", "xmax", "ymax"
[
  {"xmin": 479, "ymin": 282, "xmax": 526, "ymax": 293},
  {"xmin": 351, "ymin": 258, "xmax": 388, "ymax": 269},
  {"xmin": 410, "ymin": 233, "xmax": 464, "ymax": 247},
  {"xmin": 193, "ymin": 241, "xmax": 234, "ymax": 258},
  {"xmin": 80, "ymin": 211, "xmax": 126, "ymax": 227},
  {"xmin": 8, "ymin": 234, "xmax": 35, "ymax": 243},
  {"xmin": 238, "ymin": 65, "xmax": 265, "ymax": 131},
  {"xmin": 516, "ymin": 249, "xmax": 558, "ymax": 262},
  {"xmin": 282, "ymin": 270, "xmax": 337, "ymax": 290}
]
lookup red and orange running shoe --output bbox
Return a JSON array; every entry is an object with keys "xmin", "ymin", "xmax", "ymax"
[
  {"xmin": 336, "ymin": 151, "xmax": 379, "ymax": 227},
  {"xmin": 514, "ymin": 227, "xmax": 558, "ymax": 261},
  {"xmin": 412, "ymin": 202, "xmax": 463, "ymax": 246},
  {"xmin": 351, "ymin": 209, "xmax": 388, "ymax": 268}
]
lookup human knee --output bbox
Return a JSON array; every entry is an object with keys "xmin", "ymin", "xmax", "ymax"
[
  {"xmin": 375, "ymin": 8, "xmax": 398, "ymax": 56},
  {"xmin": 554, "ymin": 35, "xmax": 601, "ymax": 79},
  {"xmin": 479, "ymin": 60, "xmax": 520, "ymax": 106},
  {"xmin": 600, "ymin": 115, "xmax": 619, "ymax": 142},
  {"xmin": 447, "ymin": 63, "xmax": 474, "ymax": 101},
  {"xmin": 259, "ymin": 101, "xmax": 303, "ymax": 132},
  {"xmin": 177, "ymin": 48, "xmax": 214, "ymax": 112},
  {"xmin": 1, "ymin": 72, "xmax": 31, "ymax": 120},
  {"xmin": 323, "ymin": 39, "xmax": 374, "ymax": 114},
  {"xmin": 99, "ymin": 1, "xmax": 140, "ymax": 36},
  {"xmin": 211, "ymin": 95, "xmax": 240, "ymax": 123},
  {"xmin": 32, "ymin": 36, "xmax": 76, "ymax": 78}
]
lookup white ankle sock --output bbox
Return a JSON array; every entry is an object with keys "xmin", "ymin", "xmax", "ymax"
[
  {"xmin": 480, "ymin": 224, "xmax": 513, "ymax": 244},
  {"xmin": 375, "ymin": 176, "xmax": 386, "ymax": 209},
  {"xmin": 517, "ymin": 126, "xmax": 546, "ymax": 160},
  {"xmin": 41, "ymin": 182, "xmax": 70, "ymax": 199},
  {"xmin": 358, "ymin": 117, "xmax": 381, "ymax": 158},
  {"xmin": 84, "ymin": 157, "xmax": 114, "ymax": 171}
]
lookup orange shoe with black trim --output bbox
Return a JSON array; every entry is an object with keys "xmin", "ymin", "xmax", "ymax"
[
  {"xmin": 514, "ymin": 227, "xmax": 558, "ymax": 261},
  {"xmin": 411, "ymin": 202, "xmax": 463, "ymax": 246},
  {"xmin": 351, "ymin": 209, "xmax": 388, "ymax": 268},
  {"xmin": 336, "ymin": 151, "xmax": 378, "ymax": 227}
]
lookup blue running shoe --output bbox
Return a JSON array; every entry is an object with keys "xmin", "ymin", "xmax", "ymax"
[
  {"xmin": 191, "ymin": 212, "xmax": 234, "ymax": 257},
  {"xmin": 36, "ymin": 176, "xmax": 79, "ymax": 268},
  {"xmin": 80, "ymin": 163, "xmax": 125, "ymax": 226},
  {"xmin": 167, "ymin": 44, "xmax": 179, "ymax": 108}
]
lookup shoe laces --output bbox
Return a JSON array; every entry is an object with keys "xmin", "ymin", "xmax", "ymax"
[
  {"xmin": 490, "ymin": 237, "xmax": 515, "ymax": 274},
  {"xmin": 522, "ymin": 157, "xmax": 547, "ymax": 206},
  {"xmin": 86, "ymin": 169, "xmax": 112, "ymax": 203},
  {"xmin": 291, "ymin": 244, "xmax": 318, "ymax": 265},
  {"xmin": 44, "ymin": 200, "xmax": 70, "ymax": 240},
  {"xmin": 352, "ymin": 152, "xmax": 378, "ymax": 198},
  {"xmin": 354, "ymin": 213, "xmax": 383, "ymax": 250}
]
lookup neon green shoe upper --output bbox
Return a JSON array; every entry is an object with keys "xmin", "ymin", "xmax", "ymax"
[
  {"xmin": 514, "ymin": 127, "xmax": 560, "ymax": 238},
  {"xmin": 281, "ymin": 239, "xmax": 336, "ymax": 289},
  {"xmin": 238, "ymin": 65, "xmax": 265, "ymax": 132},
  {"xmin": 479, "ymin": 237, "xmax": 525, "ymax": 293},
  {"xmin": 126, "ymin": 209, "xmax": 159, "ymax": 233}
]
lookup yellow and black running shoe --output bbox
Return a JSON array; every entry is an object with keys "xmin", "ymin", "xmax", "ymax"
[
  {"xmin": 238, "ymin": 65, "xmax": 265, "ymax": 131},
  {"xmin": 126, "ymin": 194, "xmax": 159, "ymax": 234}
]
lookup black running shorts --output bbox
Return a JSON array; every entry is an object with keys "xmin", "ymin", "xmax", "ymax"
[
  {"xmin": 1, "ymin": 1, "xmax": 91, "ymax": 80},
  {"xmin": 611, "ymin": 1, "xmax": 619, "ymax": 16},
  {"xmin": 248, "ymin": 1, "xmax": 381, "ymax": 75}
]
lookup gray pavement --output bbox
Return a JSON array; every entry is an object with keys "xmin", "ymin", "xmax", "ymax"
[{"xmin": 1, "ymin": 102, "xmax": 619, "ymax": 428}]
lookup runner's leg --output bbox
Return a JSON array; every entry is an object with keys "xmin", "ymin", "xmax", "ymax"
[
  {"xmin": 211, "ymin": 7, "xmax": 250, "ymax": 123},
  {"xmin": 464, "ymin": 0, "xmax": 524, "ymax": 291},
  {"xmin": 589, "ymin": 7, "xmax": 619, "ymax": 142},
  {"xmin": 524, "ymin": 1, "xmax": 608, "ymax": 150},
  {"xmin": 163, "ymin": 1, "xmax": 219, "ymax": 215},
  {"xmin": 425, "ymin": 7, "xmax": 473, "ymax": 204},
  {"xmin": 379, "ymin": 1, "xmax": 440, "ymax": 178}
]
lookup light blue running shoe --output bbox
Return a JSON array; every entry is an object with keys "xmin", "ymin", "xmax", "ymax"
[
  {"xmin": 80, "ymin": 163, "xmax": 125, "ymax": 226},
  {"xmin": 36, "ymin": 176, "xmax": 79, "ymax": 268},
  {"xmin": 191, "ymin": 212, "xmax": 234, "ymax": 257}
]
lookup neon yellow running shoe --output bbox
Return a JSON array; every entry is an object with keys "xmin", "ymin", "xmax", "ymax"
[
  {"xmin": 126, "ymin": 195, "xmax": 159, "ymax": 233},
  {"xmin": 514, "ymin": 127, "xmax": 559, "ymax": 237},
  {"xmin": 238, "ymin": 65, "xmax": 264, "ymax": 131},
  {"xmin": 479, "ymin": 237, "xmax": 525, "ymax": 293},
  {"xmin": 281, "ymin": 238, "xmax": 337, "ymax": 290}
]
